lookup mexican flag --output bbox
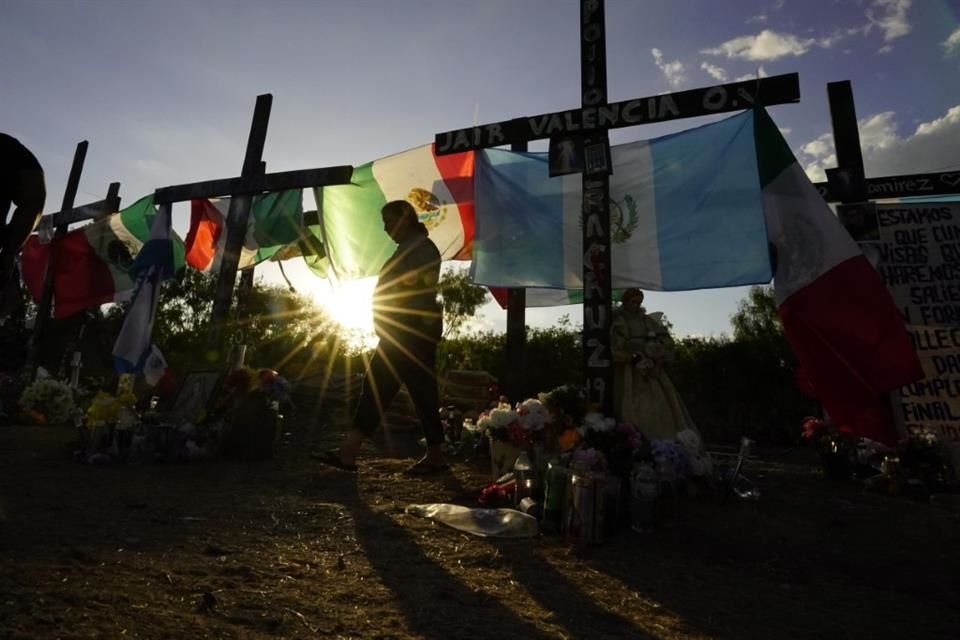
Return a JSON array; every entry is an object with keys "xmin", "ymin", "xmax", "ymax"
[
  {"xmin": 756, "ymin": 108, "xmax": 922, "ymax": 445},
  {"xmin": 21, "ymin": 195, "xmax": 186, "ymax": 319},
  {"xmin": 307, "ymin": 144, "xmax": 474, "ymax": 279},
  {"xmin": 185, "ymin": 189, "xmax": 303, "ymax": 273}
]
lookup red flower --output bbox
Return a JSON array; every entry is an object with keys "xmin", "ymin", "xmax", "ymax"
[
  {"xmin": 507, "ymin": 423, "xmax": 530, "ymax": 447},
  {"xmin": 801, "ymin": 417, "xmax": 824, "ymax": 439}
]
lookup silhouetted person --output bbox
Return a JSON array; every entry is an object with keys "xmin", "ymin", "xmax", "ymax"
[
  {"xmin": 1, "ymin": 133, "xmax": 45, "ymax": 318},
  {"xmin": 313, "ymin": 200, "xmax": 447, "ymax": 474}
]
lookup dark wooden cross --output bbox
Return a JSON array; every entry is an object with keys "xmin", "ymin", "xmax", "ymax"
[
  {"xmin": 814, "ymin": 81, "xmax": 960, "ymax": 204},
  {"xmin": 152, "ymin": 93, "xmax": 353, "ymax": 354},
  {"xmin": 434, "ymin": 0, "xmax": 800, "ymax": 415},
  {"xmin": 815, "ymin": 80, "xmax": 960, "ymax": 444},
  {"xmin": 26, "ymin": 140, "xmax": 122, "ymax": 372}
]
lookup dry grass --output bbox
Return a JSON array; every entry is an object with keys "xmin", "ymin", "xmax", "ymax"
[{"xmin": 1, "ymin": 416, "xmax": 958, "ymax": 639}]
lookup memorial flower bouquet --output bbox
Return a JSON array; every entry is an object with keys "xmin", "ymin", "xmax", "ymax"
[
  {"xmin": 478, "ymin": 403, "xmax": 530, "ymax": 447},
  {"xmin": 538, "ymin": 384, "xmax": 585, "ymax": 429},
  {"xmin": 578, "ymin": 416, "xmax": 646, "ymax": 478},
  {"xmin": 85, "ymin": 390, "xmax": 138, "ymax": 427},
  {"xmin": 516, "ymin": 398, "xmax": 550, "ymax": 444},
  {"xmin": 650, "ymin": 439, "xmax": 692, "ymax": 482},
  {"xmin": 572, "ymin": 446, "xmax": 608, "ymax": 471},
  {"xmin": 19, "ymin": 378, "xmax": 78, "ymax": 425},
  {"xmin": 675, "ymin": 428, "xmax": 714, "ymax": 478},
  {"xmin": 897, "ymin": 429, "xmax": 953, "ymax": 492},
  {"xmin": 801, "ymin": 416, "xmax": 857, "ymax": 480}
]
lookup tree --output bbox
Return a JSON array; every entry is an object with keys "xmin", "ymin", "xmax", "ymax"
[
  {"xmin": 437, "ymin": 266, "xmax": 489, "ymax": 337},
  {"xmin": 731, "ymin": 285, "xmax": 781, "ymax": 343}
]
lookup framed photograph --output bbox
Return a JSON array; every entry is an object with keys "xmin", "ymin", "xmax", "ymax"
[
  {"xmin": 171, "ymin": 370, "xmax": 221, "ymax": 421},
  {"xmin": 838, "ymin": 201, "xmax": 881, "ymax": 243}
]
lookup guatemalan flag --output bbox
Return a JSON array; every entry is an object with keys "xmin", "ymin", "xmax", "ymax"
[
  {"xmin": 112, "ymin": 203, "xmax": 176, "ymax": 374},
  {"xmin": 472, "ymin": 109, "xmax": 772, "ymax": 292}
]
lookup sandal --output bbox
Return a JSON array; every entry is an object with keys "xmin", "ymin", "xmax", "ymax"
[
  {"xmin": 404, "ymin": 460, "xmax": 451, "ymax": 476},
  {"xmin": 310, "ymin": 450, "xmax": 358, "ymax": 473}
]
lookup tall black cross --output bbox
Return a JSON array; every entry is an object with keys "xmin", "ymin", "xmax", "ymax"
[
  {"xmin": 434, "ymin": 0, "xmax": 800, "ymax": 415},
  {"xmin": 153, "ymin": 94, "xmax": 354, "ymax": 355}
]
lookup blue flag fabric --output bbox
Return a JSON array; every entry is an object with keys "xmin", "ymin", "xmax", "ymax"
[
  {"xmin": 112, "ymin": 203, "xmax": 176, "ymax": 374},
  {"xmin": 471, "ymin": 110, "xmax": 772, "ymax": 292}
]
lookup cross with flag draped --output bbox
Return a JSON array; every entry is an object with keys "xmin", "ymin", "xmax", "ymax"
[
  {"xmin": 433, "ymin": 0, "xmax": 800, "ymax": 415},
  {"xmin": 152, "ymin": 93, "xmax": 353, "ymax": 351}
]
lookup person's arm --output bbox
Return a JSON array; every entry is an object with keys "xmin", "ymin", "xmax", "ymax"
[{"xmin": 1, "ymin": 168, "xmax": 45, "ymax": 273}]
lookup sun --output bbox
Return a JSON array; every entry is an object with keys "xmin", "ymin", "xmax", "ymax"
[{"xmin": 307, "ymin": 275, "xmax": 378, "ymax": 346}]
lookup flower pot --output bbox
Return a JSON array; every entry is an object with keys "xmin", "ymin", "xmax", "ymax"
[{"xmin": 489, "ymin": 438, "xmax": 522, "ymax": 480}]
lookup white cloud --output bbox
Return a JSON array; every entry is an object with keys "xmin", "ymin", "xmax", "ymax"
[
  {"xmin": 651, "ymin": 48, "xmax": 687, "ymax": 88},
  {"xmin": 818, "ymin": 30, "xmax": 848, "ymax": 48},
  {"xmin": 746, "ymin": 14, "xmax": 767, "ymax": 24},
  {"xmin": 778, "ymin": 126, "xmax": 792, "ymax": 137},
  {"xmin": 701, "ymin": 30, "xmax": 818, "ymax": 61},
  {"xmin": 700, "ymin": 61, "xmax": 728, "ymax": 82},
  {"xmin": 734, "ymin": 66, "xmax": 768, "ymax": 82},
  {"xmin": 943, "ymin": 27, "xmax": 960, "ymax": 54},
  {"xmin": 914, "ymin": 105, "xmax": 960, "ymax": 136},
  {"xmin": 877, "ymin": 45, "xmax": 893, "ymax": 54},
  {"xmin": 866, "ymin": 0, "xmax": 912, "ymax": 42},
  {"xmin": 797, "ymin": 105, "xmax": 960, "ymax": 183},
  {"xmin": 858, "ymin": 112, "xmax": 899, "ymax": 151}
]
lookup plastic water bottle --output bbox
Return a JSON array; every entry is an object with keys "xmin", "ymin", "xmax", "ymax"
[{"xmin": 513, "ymin": 451, "xmax": 533, "ymax": 506}]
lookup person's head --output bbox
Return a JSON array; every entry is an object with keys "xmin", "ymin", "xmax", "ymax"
[
  {"xmin": 381, "ymin": 200, "xmax": 420, "ymax": 242},
  {"xmin": 621, "ymin": 288, "xmax": 644, "ymax": 312}
]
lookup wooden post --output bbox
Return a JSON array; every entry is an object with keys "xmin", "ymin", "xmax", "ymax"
[
  {"xmin": 208, "ymin": 94, "xmax": 272, "ymax": 353},
  {"xmin": 26, "ymin": 141, "xmax": 88, "ymax": 374},
  {"xmin": 504, "ymin": 141, "xmax": 528, "ymax": 402},
  {"xmin": 826, "ymin": 81, "xmax": 867, "ymax": 202}
]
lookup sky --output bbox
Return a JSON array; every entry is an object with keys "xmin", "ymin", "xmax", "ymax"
[{"xmin": 3, "ymin": 0, "xmax": 959, "ymax": 339}]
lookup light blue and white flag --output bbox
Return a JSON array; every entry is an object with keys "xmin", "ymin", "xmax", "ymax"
[
  {"xmin": 471, "ymin": 110, "xmax": 772, "ymax": 292},
  {"xmin": 112, "ymin": 203, "xmax": 176, "ymax": 374}
]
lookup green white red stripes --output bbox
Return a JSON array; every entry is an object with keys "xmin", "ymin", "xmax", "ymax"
[{"xmin": 309, "ymin": 144, "xmax": 474, "ymax": 279}]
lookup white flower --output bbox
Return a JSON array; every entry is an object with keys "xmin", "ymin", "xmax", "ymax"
[
  {"xmin": 19, "ymin": 378, "xmax": 77, "ymax": 425},
  {"xmin": 583, "ymin": 411, "xmax": 615, "ymax": 433},
  {"xmin": 518, "ymin": 398, "xmax": 550, "ymax": 431},
  {"xmin": 479, "ymin": 407, "xmax": 520, "ymax": 432},
  {"xmin": 676, "ymin": 428, "xmax": 703, "ymax": 453},
  {"xmin": 688, "ymin": 453, "xmax": 713, "ymax": 477}
]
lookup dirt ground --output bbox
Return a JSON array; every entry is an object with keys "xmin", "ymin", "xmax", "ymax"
[{"xmin": 1, "ymin": 413, "xmax": 959, "ymax": 640}]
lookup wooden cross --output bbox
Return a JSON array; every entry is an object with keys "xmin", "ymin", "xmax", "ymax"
[
  {"xmin": 26, "ymin": 140, "xmax": 122, "ymax": 373},
  {"xmin": 434, "ymin": 0, "xmax": 800, "ymax": 415},
  {"xmin": 817, "ymin": 80, "xmax": 960, "ymax": 447},
  {"xmin": 152, "ymin": 94, "xmax": 353, "ymax": 353},
  {"xmin": 814, "ymin": 82, "xmax": 960, "ymax": 203}
]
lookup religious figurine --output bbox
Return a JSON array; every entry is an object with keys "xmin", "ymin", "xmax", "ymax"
[{"xmin": 610, "ymin": 288, "xmax": 698, "ymax": 441}]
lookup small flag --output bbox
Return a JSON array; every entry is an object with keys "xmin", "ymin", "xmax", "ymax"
[{"xmin": 112, "ymin": 203, "xmax": 176, "ymax": 374}]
